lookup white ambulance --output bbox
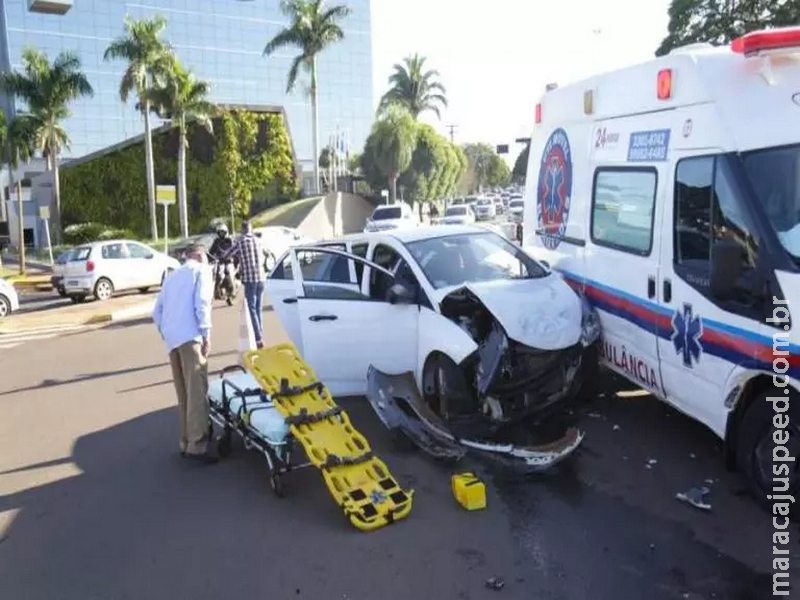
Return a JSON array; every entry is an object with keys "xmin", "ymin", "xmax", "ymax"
[{"xmin": 522, "ymin": 27, "xmax": 800, "ymax": 507}]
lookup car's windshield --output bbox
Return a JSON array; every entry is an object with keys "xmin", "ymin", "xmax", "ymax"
[
  {"xmin": 509, "ymin": 200, "xmax": 524, "ymax": 209},
  {"xmin": 741, "ymin": 144, "xmax": 800, "ymax": 259},
  {"xmin": 372, "ymin": 206, "xmax": 402, "ymax": 220},
  {"xmin": 476, "ymin": 198, "xmax": 491, "ymax": 206},
  {"xmin": 445, "ymin": 206, "xmax": 467, "ymax": 216},
  {"xmin": 405, "ymin": 231, "xmax": 548, "ymax": 289}
]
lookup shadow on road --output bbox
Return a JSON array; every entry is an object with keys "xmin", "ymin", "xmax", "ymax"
[{"xmin": 0, "ymin": 350, "xmax": 238, "ymax": 397}]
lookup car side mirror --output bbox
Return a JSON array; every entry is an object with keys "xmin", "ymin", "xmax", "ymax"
[
  {"xmin": 709, "ymin": 239, "xmax": 743, "ymax": 299},
  {"xmin": 145, "ymin": 253, "xmax": 154, "ymax": 259},
  {"xmin": 539, "ymin": 259, "xmax": 550, "ymax": 269},
  {"xmin": 387, "ymin": 282, "xmax": 415, "ymax": 305}
]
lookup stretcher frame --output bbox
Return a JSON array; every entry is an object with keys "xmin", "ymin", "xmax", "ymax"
[{"xmin": 207, "ymin": 364, "xmax": 312, "ymax": 497}]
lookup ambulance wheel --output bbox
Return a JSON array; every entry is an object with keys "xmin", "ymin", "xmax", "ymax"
[
  {"xmin": 217, "ymin": 433, "xmax": 232, "ymax": 459},
  {"xmin": 270, "ymin": 472, "xmax": 285, "ymax": 497},
  {"xmin": 736, "ymin": 389, "xmax": 800, "ymax": 518}
]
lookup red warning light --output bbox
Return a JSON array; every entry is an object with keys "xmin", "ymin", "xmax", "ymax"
[
  {"xmin": 535, "ymin": 103, "xmax": 542, "ymax": 124},
  {"xmin": 657, "ymin": 69, "xmax": 673, "ymax": 100}
]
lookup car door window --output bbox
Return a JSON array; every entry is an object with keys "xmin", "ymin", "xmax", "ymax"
[
  {"xmin": 297, "ymin": 245, "xmax": 369, "ymax": 301},
  {"xmin": 102, "ymin": 243, "xmax": 127, "ymax": 259},
  {"xmin": 368, "ymin": 243, "xmax": 427, "ymax": 306},
  {"xmin": 127, "ymin": 243, "xmax": 152, "ymax": 258},
  {"xmin": 351, "ymin": 243, "xmax": 369, "ymax": 286}
]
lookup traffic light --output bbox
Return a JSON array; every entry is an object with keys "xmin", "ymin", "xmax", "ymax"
[{"xmin": 496, "ymin": 144, "xmax": 509, "ymax": 154}]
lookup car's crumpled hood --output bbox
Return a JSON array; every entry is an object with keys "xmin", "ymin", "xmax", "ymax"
[{"xmin": 434, "ymin": 275, "xmax": 583, "ymax": 350}]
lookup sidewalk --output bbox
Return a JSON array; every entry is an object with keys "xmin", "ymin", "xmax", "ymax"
[{"xmin": 0, "ymin": 295, "xmax": 155, "ymax": 333}]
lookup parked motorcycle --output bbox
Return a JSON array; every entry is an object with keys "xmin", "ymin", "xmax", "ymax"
[{"xmin": 212, "ymin": 260, "xmax": 239, "ymax": 305}]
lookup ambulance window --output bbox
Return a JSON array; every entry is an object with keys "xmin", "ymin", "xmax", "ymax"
[
  {"xmin": 591, "ymin": 168, "xmax": 657, "ymax": 255},
  {"xmin": 674, "ymin": 156, "xmax": 758, "ymax": 304}
]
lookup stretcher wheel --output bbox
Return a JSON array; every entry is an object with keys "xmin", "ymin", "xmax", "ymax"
[
  {"xmin": 217, "ymin": 433, "xmax": 232, "ymax": 458},
  {"xmin": 270, "ymin": 472, "xmax": 285, "ymax": 497}
]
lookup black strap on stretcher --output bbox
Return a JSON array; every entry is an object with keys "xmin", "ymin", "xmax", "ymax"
[{"xmin": 273, "ymin": 377, "xmax": 373, "ymax": 470}]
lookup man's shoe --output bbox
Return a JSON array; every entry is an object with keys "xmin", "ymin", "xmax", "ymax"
[{"xmin": 185, "ymin": 449, "xmax": 219, "ymax": 465}]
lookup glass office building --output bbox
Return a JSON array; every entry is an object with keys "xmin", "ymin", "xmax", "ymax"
[{"xmin": 0, "ymin": 0, "xmax": 374, "ymax": 184}]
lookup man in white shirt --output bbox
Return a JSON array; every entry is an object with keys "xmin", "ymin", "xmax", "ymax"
[{"xmin": 152, "ymin": 242, "xmax": 218, "ymax": 464}]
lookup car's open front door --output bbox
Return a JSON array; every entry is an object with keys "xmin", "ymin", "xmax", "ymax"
[{"xmin": 286, "ymin": 245, "xmax": 420, "ymax": 398}]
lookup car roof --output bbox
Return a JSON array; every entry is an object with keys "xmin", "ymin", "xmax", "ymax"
[{"xmin": 327, "ymin": 224, "xmax": 488, "ymax": 246}]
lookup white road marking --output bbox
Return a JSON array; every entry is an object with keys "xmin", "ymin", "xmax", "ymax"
[{"xmin": 0, "ymin": 324, "xmax": 91, "ymax": 350}]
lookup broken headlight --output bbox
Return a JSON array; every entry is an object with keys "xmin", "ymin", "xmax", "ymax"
[{"xmin": 579, "ymin": 295, "xmax": 601, "ymax": 347}]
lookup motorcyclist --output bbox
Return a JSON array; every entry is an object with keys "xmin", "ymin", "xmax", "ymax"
[
  {"xmin": 209, "ymin": 224, "xmax": 237, "ymax": 300},
  {"xmin": 209, "ymin": 224, "xmax": 234, "ymax": 260}
]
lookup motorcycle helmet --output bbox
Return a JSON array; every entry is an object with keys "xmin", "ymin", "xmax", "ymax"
[{"xmin": 216, "ymin": 223, "xmax": 228, "ymax": 238}]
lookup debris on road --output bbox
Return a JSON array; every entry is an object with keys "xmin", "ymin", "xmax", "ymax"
[
  {"xmin": 612, "ymin": 424, "xmax": 620, "ymax": 431},
  {"xmin": 485, "ymin": 577, "xmax": 505, "ymax": 591},
  {"xmin": 646, "ymin": 458, "xmax": 658, "ymax": 468},
  {"xmin": 587, "ymin": 412, "xmax": 602, "ymax": 418},
  {"xmin": 675, "ymin": 486, "xmax": 712, "ymax": 511}
]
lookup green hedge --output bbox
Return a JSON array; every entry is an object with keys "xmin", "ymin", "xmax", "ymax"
[{"xmin": 60, "ymin": 109, "xmax": 299, "ymax": 238}]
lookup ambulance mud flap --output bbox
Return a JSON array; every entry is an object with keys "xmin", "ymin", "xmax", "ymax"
[{"xmin": 365, "ymin": 365, "xmax": 585, "ymax": 472}]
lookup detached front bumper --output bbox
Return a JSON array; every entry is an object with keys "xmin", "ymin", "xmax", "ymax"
[{"xmin": 366, "ymin": 367, "xmax": 584, "ymax": 472}]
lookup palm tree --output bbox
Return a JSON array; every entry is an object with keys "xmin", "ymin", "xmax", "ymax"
[
  {"xmin": 144, "ymin": 61, "xmax": 214, "ymax": 237},
  {"xmin": 0, "ymin": 47, "xmax": 93, "ymax": 243},
  {"xmin": 104, "ymin": 14, "xmax": 176, "ymax": 242},
  {"xmin": 369, "ymin": 105, "xmax": 417, "ymax": 202},
  {"xmin": 263, "ymin": 0, "xmax": 351, "ymax": 195},
  {"xmin": 378, "ymin": 54, "xmax": 448, "ymax": 120},
  {"xmin": 6, "ymin": 115, "xmax": 37, "ymax": 274}
]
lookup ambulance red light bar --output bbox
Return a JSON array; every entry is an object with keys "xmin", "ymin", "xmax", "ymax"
[
  {"xmin": 731, "ymin": 27, "xmax": 800, "ymax": 56},
  {"xmin": 535, "ymin": 103, "xmax": 542, "ymax": 124}
]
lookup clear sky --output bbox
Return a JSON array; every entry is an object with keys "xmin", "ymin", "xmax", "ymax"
[{"xmin": 370, "ymin": 0, "xmax": 671, "ymax": 161}]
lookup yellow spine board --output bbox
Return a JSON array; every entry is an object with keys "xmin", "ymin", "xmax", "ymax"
[{"xmin": 243, "ymin": 343, "xmax": 414, "ymax": 532}]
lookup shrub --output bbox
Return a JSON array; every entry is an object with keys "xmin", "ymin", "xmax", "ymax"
[{"xmin": 60, "ymin": 109, "xmax": 300, "ymax": 237}]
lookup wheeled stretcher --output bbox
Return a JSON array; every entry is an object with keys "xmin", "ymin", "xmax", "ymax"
[
  {"xmin": 207, "ymin": 365, "xmax": 307, "ymax": 496},
  {"xmin": 207, "ymin": 343, "xmax": 414, "ymax": 532}
]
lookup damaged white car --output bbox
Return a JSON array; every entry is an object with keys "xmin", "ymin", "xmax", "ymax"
[{"xmin": 265, "ymin": 225, "xmax": 601, "ymax": 471}]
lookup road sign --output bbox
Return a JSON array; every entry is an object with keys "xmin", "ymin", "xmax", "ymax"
[
  {"xmin": 38, "ymin": 205, "xmax": 50, "ymax": 220},
  {"xmin": 156, "ymin": 185, "xmax": 176, "ymax": 205}
]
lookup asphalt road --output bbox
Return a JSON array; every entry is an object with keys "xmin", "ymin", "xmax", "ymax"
[{"xmin": 0, "ymin": 302, "xmax": 797, "ymax": 600}]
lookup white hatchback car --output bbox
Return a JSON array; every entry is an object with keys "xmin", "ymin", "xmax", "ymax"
[
  {"xmin": 0, "ymin": 277, "xmax": 19, "ymax": 319},
  {"xmin": 265, "ymin": 225, "xmax": 601, "ymax": 469},
  {"xmin": 62, "ymin": 239, "xmax": 179, "ymax": 302}
]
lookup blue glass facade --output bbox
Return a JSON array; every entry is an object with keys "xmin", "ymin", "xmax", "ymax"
[{"xmin": 0, "ymin": 0, "xmax": 373, "ymax": 171}]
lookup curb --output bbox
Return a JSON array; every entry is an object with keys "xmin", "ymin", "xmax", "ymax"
[{"xmin": 0, "ymin": 300, "xmax": 154, "ymax": 334}]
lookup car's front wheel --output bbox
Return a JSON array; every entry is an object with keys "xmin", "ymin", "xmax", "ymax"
[{"xmin": 0, "ymin": 294, "xmax": 10, "ymax": 319}]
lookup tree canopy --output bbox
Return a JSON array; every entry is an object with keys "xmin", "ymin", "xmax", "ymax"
[
  {"xmin": 360, "ymin": 115, "xmax": 467, "ymax": 202},
  {"xmin": 512, "ymin": 142, "xmax": 529, "ymax": 184},
  {"xmin": 656, "ymin": 0, "xmax": 799, "ymax": 56},
  {"xmin": 460, "ymin": 142, "xmax": 511, "ymax": 192},
  {"xmin": 378, "ymin": 54, "xmax": 448, "ymax": 120}
]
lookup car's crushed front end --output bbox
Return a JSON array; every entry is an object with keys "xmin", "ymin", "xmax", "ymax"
[{"xmin": 366, "ymin": 276, "xmax": 601, "ymax": 472}]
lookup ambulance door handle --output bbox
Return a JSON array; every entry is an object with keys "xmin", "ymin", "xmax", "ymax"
[
  {"xmin": 647, "ymin": 276, "xmax": 656, "ymax": 299},
  {"xmin": 663, "ymin": 279, "xmax": 672, "ymax": 304}
]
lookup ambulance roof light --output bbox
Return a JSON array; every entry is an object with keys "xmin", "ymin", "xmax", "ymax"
[
  {"xmin": 657, "ymin": 69, "xmax": 672, "ymax": 100},
  {"xmin": 535, "ymin": 103, "xmax": 542, "ymax": 124},
  {"xmin": 732, "ymin": 27, "xmax": 800, "ymax": 56}
]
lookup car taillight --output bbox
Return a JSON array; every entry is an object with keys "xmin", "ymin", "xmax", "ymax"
[{"xmin": 86, "ymin": 260, "xmax": 95, "ymax": 273}]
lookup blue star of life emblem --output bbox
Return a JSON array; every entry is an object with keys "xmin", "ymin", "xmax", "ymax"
[
  {"xmin": 370, "ymin": 490, "xmax": 387, "ymax": 504},
  {"xmin": 544, "ymin": 160, "xmax": 564, "ymax": 222},
  {"xmin": 671, "ymin": 303, "xmax": 703, "ymax": 368}
]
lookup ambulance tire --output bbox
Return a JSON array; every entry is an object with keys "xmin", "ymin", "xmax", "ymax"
[{"xmin": 736, "ymin": 389, "xmax": 800, "ymax": 519}]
